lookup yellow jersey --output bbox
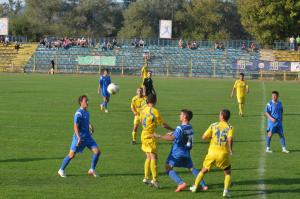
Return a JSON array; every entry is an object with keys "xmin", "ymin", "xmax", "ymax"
[
  {"xmin": 140, "ymin": 106, "xmax": 164, "ymax": 139},
  {"xmin": 203, "ymin": 121, "xmax": 234, "ymax": 154},
  {"xmin": 233, "ymin": 80, "xmax": 248, "ymax": 97},
  {"xmin": 131, "ymin": 95, "xmax": 147, "ymax": 115},
  {"xmin": 141, "ymin": 65, "xmax": 148, "ymax": 79}
]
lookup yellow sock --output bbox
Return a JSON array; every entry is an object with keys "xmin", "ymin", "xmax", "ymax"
[
  {"xmin": 238, "ymin": 103, "xmax": 243, "ymax": 115},
  {"xmin": 150, "ymin": 159, "xmax": 158, "ymax": 181},
  {"xmin": 132, "ymin": 131, "xmax": 137, "ymax": 141},
  {"xmin": 194, "ymin": 171, "xmax": 205, "ymax": 187},
  {"xmin": 144, "ymin": 159, "xmax": 150, "ymax": 179},
  {"xmin": 224, "ymin": 174, "xmax": 231, "ymax": 190}
]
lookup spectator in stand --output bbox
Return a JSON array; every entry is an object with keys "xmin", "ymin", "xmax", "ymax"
[
  {"xmin": 132, "ymin": 38, "xmax": 139, "ymax": 48},
  {"xmin": 178, "ymin": 39, "xmax": 183, "ymax": 49},
  {"xmin": 241, "ymin": 42, "xmax": 247, "ymax": 51},
  {"xmin": 112, "ymin": 38, "xmax": 118, "ymax": 48},
  {"xmin": 4, "ymin": 36, "xmax": 9, "ymax": 46},
  {"xmin": 107, "ymin": 41, "xmax": 112, "ymax": 50},
  {"xmin": 139, "ymin": 39, "xmax": 145, "ymax": 48},
  {"xmin": 191, "ymin": 41, "xmax": 197, "ymax": 50},
  {"xmin": 215, "ymin": 42, "xmax": 219, "ymax": 50},
  {"xmin": 296, "ymin": 35, "xmax": 300, "ymax": 51},
  {"xmin": 219, "ymin": 43, "xmax": 225, "ymax": 51},
  {"xmin": 186, "ymin": 41, "xmax": 191, "ymax": 49},
  {"xmin": 14, "ymin": 42, "xmax": 20, "ymax": 52},
  {"xmin": 102, "ymin": 41, "xmax": 107, "ymax": 51},
  {"xmin": 289, "ymin": 36, "xmax": 295, "ymax": 51},
  {"xmin": 250, "ymin": 42, "xmax": 256, "ymax": 52}
]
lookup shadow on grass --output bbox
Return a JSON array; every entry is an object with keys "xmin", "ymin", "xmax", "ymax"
[{"xmin": 0, "ymin": 157, "xmax": 63, "ymax": 163}]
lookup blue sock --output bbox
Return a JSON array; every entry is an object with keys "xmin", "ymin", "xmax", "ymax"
[
  {"xmin": 60, "ymin": 155, "xmax": 71, "ymax": 170},
  {"xmin": 167, "ymin": 170, "xmax": 184, "ymax": 185},
  {"xmin": 266, "ymin": 136, "xmax": 271, "ymax": 148},
  {"xmin": 279, "ymin": 135, "xmax": 286, "ymax": 148},
  {"xmin": 191, "ymin": 168, "xmax": 206, "ymax": 187},
  {"xmin": 91, "ymin": 153, "xmax": 100, "ymax": 170}
]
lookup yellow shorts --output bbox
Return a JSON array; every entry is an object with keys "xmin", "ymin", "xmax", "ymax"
[
  {"xmin": 141, "ymin": 137, "xmax": 157, "ymax": 154},
  {"xmin": 203, "ymin": 152, "xmax": 231, "ymax": 170},
  {"xmin": 134, "ymin": 115, "xmax": 140, "ymax": 125},
  {"xmin": 237, "ymin": 96, "xmax": 245, "ymax": 104}
]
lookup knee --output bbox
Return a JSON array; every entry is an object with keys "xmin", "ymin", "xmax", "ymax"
[
  {"xmin": 68, "ymin": 152, "xmax": 76, "ymax": 159},
  {"xmin": 94, "ymin": 148, "xmax": 101, "ymax": 155},
  {"xmin": 267, "ymin": 132, "xmax": 272, "ymax": 138}
]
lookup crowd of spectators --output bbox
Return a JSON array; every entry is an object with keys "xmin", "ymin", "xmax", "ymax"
[
  {"xmin": 0, "ymin": 35, "xmax": 10, "ymax": 46},
  {"xmin": 101, "ymin": 38, "xmax": 120, "ymax": 51},
  {"xmin": 178, "ymin": 39, "xmax": 198, "ymax": 50},
  {"xmin": 40, "ymin": 37, "xmax": 94, "ymax": 49},
  {"xmin": 241, "ymin": 41, "xmax": 257, "ymax": 52},
  {"xmin": 132, "ymin": 38, "xmax": 145, "ymax": 48}
]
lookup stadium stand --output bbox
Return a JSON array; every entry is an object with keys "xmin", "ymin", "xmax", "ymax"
[
  {"xmin": 25, "ymin": 40, "xmax": 260, "ymax": 77},
  {"xmin": 0, "ymin": 43, "xmax": 38, "ymax": 72}
]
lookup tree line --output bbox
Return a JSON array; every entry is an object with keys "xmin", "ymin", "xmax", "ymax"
[{"xmin": 0, "ymin": 0, "xmax": 299, "ymax": 45}]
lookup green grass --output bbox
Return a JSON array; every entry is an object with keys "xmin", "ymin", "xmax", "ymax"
[{"xmin": 0, "ymin": 74, "xmax": 299, "ymax": 199}]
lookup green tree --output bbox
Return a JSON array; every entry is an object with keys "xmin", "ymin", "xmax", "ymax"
[{"xmin": 237, "ymin": 0, "xmax": 300, "ymax": 45}]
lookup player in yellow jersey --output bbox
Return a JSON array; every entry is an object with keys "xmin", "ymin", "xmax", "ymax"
[
  {"xmin": 141, "ymin": 62, "xmax": 149, "ymax": 85},
  {"xmin": 130, "ymin": 87, "xmax": 147, "ymax": 145},
  {"xmin": 190, "ymin": 109, "xmax": 234, "ymax": 197},
  {"xmin": 140, "ymin": 94, "xmax": 174, "ymax": 188},
  {"xmin": 231, "ymin": 73, "xmax": 249, "ymax": 117}
]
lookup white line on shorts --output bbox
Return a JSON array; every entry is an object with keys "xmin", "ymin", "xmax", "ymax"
[{"xmin": 258, "ymin": 82, "xmax": 267, "ymax": 198}]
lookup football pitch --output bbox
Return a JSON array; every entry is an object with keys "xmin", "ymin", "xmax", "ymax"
[{"xmin": 0, "ymin": 74, "xmax": 299, "ymax": 199}]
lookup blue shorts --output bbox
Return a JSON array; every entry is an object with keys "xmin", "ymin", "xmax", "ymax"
[
  {"xmin": 267, "ymin": 123, "xmax": 283, "ymax": 135},
  {"xmin": 166, "ymin": 153, "xmax": 194, "ymax": 168},
  {"xmin": 70, "ymin": 135, "xmax": 98, "ymax": 153},
  {"xmin": 102, "ymin": 89, "xmax": 110, "ymax": 98}
]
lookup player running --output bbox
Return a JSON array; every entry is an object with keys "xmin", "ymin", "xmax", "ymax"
[
  {"xmin": 98, "ymin": 69, "xmax": 111, "ymax": 113},
  {"xmin": 58, "ymin": 95, "xmax": 101, "ymax": 178},
  {"xmin": 190, "ymin": 109, "xmax": 233, "ymax": 197},
  {"xmin": 231, "ymin": 73, "xmax": 249, "ymax": 116},
  {"xmin": 152, "ymin": 109, "xmax": 208, "ymax": 192},
  {"xmin": 130, "ymin": 87, "xmax": 147, "ymax": 145},
  {"xmin": 265, "ymin": 91, "xmax": 289, "ymax": 153},
  {"xmin": 140, "ymin": 94, "xmax": 173, "ymax": 188},
  {"xmin": 141, "ymin": 62, "xmax": 149, "ymax": 86},
  {"xmin": 143, "ymin": 71, "xmax": 156, "ymax": 96}
]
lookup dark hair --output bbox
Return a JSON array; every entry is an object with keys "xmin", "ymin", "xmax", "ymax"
[
  {"xmin": 221, "ymin": 109, "xmax": 231, "ymax": 122},
  {"xmin": 272, "ymin": 91, "xmax": 279, "ymax": 96},
  {"xmin": 103, "ymin": 68, "xmax": 108, "ymax": 73},
  {"xmin": 78, "ymin": 95, "xmax": 88, "ymax": 105},
  {"xmin": 240, "ymin": 73, "xmax": 244, "ymax": 77},
  {"xmin": 181, "ymin": 109, "xmax": 193, "ymax": 121},
  {"xmin": 147, "ymin": 94, "xmax": 157, "ymax": 104}
]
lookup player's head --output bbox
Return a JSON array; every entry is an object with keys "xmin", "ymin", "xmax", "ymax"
[
  {"xmin": 239, "ymin": 73, "xmax": 244, "ymax": 80},
  {"xmin": 272, "ymin": 91, "xmax": 279, "ymax": 102},
  {"xmin": 137, "ymin": 87, "xmax": 143, "ymax": 97},
  {"xmin": 180, "ymin": 109, "xmax": 193, "ymax": 122},
  {"xmin": 147, "ymin": 71, "xmax": 152, "ymax": 78},
  {"xmin": 103, "ymin": 68, "xmax": 108, "ymax": 76},
  {"xmin": 78, "ymin": 95, "xmax": 88, "ymax": 109},
  {"xmin": 219, "ymin": 109, "xmax": 231, "ymax": 122},
  {"xmin": 147, "ymin": 94, "xmax": 157, "ymax": 105}
]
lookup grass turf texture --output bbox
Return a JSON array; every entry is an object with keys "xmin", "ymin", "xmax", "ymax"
[{"xmin": 0, "ymin": 74, "xmax": 299, "ymax": 199}]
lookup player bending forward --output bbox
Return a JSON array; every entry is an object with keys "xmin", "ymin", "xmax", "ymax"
[
  {"xmin": 265, "ymin": 91, "xmax": 289, "ymax": 153},
  {"xmin": 98, "ymin": 69, "xmax": 111, "ymax": 113},
  {"xmin": 58, "ymin": 95, "xmax": 101, "ymax": 178},
  {"xmin": 190, "ymin": 109, "xmax": 233, "ymax": 197},
  {"xmin": 153, "ymin": 109, "xmax": 208, "ymax": 192},
  {"xmin": 140, "ymin": 94, "xmax": 173, "ymax": 188},
  {"xmin": 130, "ymin": 87, "xmax": 147, "ymax": 144}
]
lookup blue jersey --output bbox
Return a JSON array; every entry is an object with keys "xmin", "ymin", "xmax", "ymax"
[
  {"xmin": 99, "ymin": 75, "xmax": 111, "ymax": 92},
  {"xmin": 74, "ymin": 108, "xmax": 91, "ymax": 139},
  {"xmin": 265, "ymin": 100, "xmax": 283, "ymax": 126},
  {"xmin": 170, "ymin": 124, "xmax": 194, "ymax": 158}
]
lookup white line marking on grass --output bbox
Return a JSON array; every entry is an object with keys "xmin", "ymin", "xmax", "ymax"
[{"xmin": 258, "ymin": 82, "xmax": 267, "ymax": 199}]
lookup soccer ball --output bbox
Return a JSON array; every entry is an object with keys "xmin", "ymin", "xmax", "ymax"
[{"xmin": 107, "ymin": 83, "xmax": 120, "ymax": 95}]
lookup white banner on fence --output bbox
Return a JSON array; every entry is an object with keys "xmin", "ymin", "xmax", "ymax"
[
  {"xmin": 291, "ymin": 62, "xmax": 300, "ymax": 72},
  {"xmin": 0, "ymin": 18, "xmax": 9, "ymax": 35},
  {"xmin": 159, "ymin": 20, "xmax": 172, "ymax": 39}
]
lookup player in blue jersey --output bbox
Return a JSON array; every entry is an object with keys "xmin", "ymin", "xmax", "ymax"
[
  {"xmin": 58, "ymin": 95, "xmax": 101, "ymax": 178},
  {"xmin": 153, "ymin": 109, "xmax": 208, "ymax": 192},
  {"xmin": 265, "ymin": 91, "xmax": 289, "ymax": 153},
  {"xmin": 98, "ymin": 69, "xmax": 111, "ymax": 113}
]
